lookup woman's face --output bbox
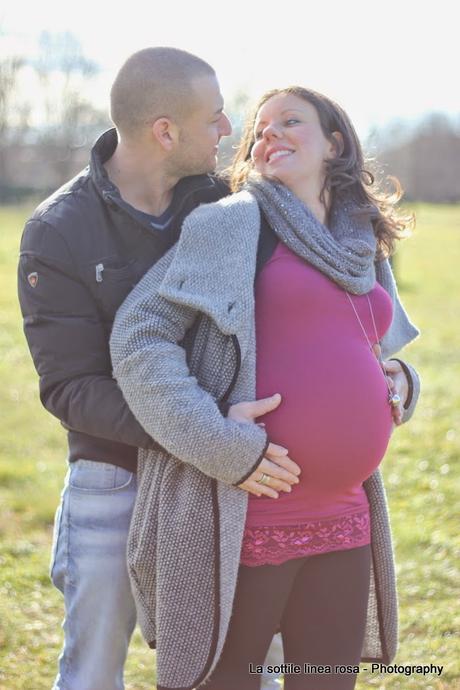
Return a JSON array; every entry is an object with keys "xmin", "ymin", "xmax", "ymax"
[{"xmin": 251, "ymin": 94, "xmax": 337, "ymax": 193}]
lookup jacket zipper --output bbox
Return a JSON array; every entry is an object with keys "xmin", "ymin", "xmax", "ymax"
[{"xmin": 95, "ymin": 263, "xmax": 104, "ymax": 282}]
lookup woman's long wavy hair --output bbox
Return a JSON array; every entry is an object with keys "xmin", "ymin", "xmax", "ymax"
[{"xmin": 229, "ymin": 86, "xmax": 414, "ymax": 258}]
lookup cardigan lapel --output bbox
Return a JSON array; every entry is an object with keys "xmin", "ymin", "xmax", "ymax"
[{"xmin": 158, "ymin": 191, "xmax": 261, "ymax": 355}]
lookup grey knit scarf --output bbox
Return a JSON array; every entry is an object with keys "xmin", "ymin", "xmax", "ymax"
[{"xmin": 247, "ymin": 176, "xmax": 380, "ymax": 295}]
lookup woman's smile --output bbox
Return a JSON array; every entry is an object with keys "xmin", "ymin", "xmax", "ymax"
[{"xmin": 265, "ymin": 147, "xmax": 295, "ymax": 164}]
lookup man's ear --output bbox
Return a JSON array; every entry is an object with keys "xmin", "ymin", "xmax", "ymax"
[
  {"xmin": 151, "ymin": 117, "xmax": 179, "ymax": 151},
  {"xmin": 329, "ymin": 131, "xmax": 344, "ymax": 158}
]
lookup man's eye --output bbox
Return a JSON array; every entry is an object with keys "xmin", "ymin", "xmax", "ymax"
[{"xmin": 286, "ymin": 118, "xmax": 299, "ymax": 126}]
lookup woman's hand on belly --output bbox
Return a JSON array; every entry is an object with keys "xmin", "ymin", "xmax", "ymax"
[
  {"xmin": 227, "ymin": 394, "xmax": 301, "ymax": 498},
  {"xmin": 237, "ymin": 443, "xmax": 301, "ymax": 498}
]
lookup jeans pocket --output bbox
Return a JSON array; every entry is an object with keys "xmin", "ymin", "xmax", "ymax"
[
  {"xmin": 49, "ymin": 501, "xmax": 64, "ymax": 582},
  {"xmin": 69, "ymin": 459, "xmax": 134, "ymax": 492},
  {"xmin": 49, "ymin": 472, "xmax": 70, "ymax": 588}
]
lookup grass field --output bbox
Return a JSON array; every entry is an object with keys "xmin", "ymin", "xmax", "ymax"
[{"xmin": 0, "ymin": 203, "xmax": 459, "ymax": 690}]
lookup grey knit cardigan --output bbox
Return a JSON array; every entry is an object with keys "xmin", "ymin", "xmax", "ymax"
[{"xmin": 110, "ymin": 191, "xmax": 421, "ymax": 690}]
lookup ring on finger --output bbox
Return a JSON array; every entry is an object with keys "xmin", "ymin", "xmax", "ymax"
[
  {"xmin": 389, "ymin": 392, "xmax": 401, "ymax": 406},
  {"xmin": 256, "ymin": 473, "xmax": 270, "ymax": 485}
]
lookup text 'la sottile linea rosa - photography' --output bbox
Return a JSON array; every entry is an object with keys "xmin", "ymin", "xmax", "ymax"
[{"xmin": 248, "ymin": 662, "xmax": 444, "ymax": 677}]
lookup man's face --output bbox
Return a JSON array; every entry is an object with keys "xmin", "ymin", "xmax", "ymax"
[{"xmin": 172, "ymin": 75, "xmax": 232, "ymax": 177}]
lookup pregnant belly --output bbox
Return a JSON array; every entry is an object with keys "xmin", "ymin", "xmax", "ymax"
[{"xmin": 256, "ymin": 342, "xmax": 394, "ymax": 496}]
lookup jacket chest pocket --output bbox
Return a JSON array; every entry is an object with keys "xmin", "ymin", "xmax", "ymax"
[{"xmin": 83, "ymin": 257, "xmax": 141, "ymax": 320}]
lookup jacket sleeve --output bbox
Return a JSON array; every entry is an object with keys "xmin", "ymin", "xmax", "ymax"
[
  {"xmin": 110, "ymin": 251, "xmax": 269, "ymax": 486},
  {"xmin": 18, "ymin": 218, "xmax": 156, "ymax": 450}
]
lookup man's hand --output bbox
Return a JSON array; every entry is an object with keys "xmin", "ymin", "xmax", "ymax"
[
  {"xmin": 228, "ymin": 394, "xmax": 301, "ymax": 498},
  {"xmin": 227, "ymin": 393, "xmax": 281, "ymax": 427}
]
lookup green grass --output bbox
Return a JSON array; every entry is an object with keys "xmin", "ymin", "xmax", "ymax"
[{"xmin": 0, "ymin": 203, "xmax": 459, "ymax": 689}]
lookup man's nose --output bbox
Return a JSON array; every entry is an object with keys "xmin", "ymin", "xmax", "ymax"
[{"xmin": 220, "ymin": 112, "xmax": 232, "ymax": 137}]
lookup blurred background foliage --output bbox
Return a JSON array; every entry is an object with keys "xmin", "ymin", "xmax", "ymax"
[{"xmin": 1, "ymin": 31, "xmax": 460, "ymax": 205}]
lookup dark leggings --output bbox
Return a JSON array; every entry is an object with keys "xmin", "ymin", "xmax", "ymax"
[{"xmin": 201, "ymin": 545, "xmax": 371, "ymax": 690}]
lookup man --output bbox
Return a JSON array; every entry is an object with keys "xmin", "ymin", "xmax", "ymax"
[{"xmin": 18, "ymin": 47, "xmax": 231, "ymax": 690}]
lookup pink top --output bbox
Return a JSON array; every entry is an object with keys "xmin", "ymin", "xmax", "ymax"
[{"xmin": 241, "ymin": 241, "xmax": 394, "ymax": 566}]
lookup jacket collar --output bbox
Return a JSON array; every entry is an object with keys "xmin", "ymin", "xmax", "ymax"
[{"xmin": 89, "ymin": 128, "xmax": 222, "ymax": 206}]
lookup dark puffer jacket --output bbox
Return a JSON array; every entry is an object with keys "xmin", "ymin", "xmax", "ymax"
[{"xmin": 17, "ymin": 128, "xmax": 229, "ymax": 472}]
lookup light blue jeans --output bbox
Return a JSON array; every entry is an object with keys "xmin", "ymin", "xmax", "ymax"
[
  {"xmin": 50, "ymin": 459, "xmax": 282, "ymax": 690},
  {"xmin": 50, "ymin": 460, "xmax": 137, "ymax": 690}
]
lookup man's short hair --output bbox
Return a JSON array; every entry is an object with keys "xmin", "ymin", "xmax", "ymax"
[{"xmin": 110, "ymin": 47, "xmax": 215, "ymax": 136}]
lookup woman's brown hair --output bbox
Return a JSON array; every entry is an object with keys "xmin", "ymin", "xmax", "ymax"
[{"xmin": 229, "ymin": 86, "xmax": 414, "ymax": 258}]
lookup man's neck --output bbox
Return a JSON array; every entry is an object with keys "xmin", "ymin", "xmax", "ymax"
[{"xmin": 104, "ymin": 139, "xmax": 179, "ymax": 216}]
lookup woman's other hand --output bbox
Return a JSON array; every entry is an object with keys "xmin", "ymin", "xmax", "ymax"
[
  {"xmin": 382, "ymin": 359, "xmax": 409, "ymax": 426},
  {"xmin": 228, "ymin": 393, "xmax": 301, "ymax": 498}
]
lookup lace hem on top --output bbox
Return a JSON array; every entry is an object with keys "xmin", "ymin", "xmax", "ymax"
[{"xmin": 241, "ymin": 509, "xmax": 370, "ymax": 567}]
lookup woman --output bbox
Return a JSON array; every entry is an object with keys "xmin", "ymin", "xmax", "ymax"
[{"xmin": 110, "ymin": 87, "xmax": 420, "ymax": 690}]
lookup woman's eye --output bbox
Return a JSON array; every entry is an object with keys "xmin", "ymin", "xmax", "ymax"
[{"xmin": 254, "ymin": 118, "xmax": 298, "ymax": 139}]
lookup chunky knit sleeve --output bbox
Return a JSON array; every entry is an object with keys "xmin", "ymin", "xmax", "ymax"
[{"xmin": 110, "ymin": 246, "xmax": 268, "ymax": 486}]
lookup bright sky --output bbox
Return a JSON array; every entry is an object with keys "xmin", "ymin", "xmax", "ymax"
[{"xmin": 2, "ymin": 0, "xmax": 458, "ymax": 137}]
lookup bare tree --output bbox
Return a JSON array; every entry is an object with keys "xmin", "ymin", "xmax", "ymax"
[
  {"xmin": 0, "ymin": 52, "xmax": 26, "ymax": 183},
  {"xmin": 32, "ymin": 31, "xmax": 109, "ymax": 183},
  {"xmin": 369, "ymin": 114, "xmax": 460, "ymax": 202}
]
